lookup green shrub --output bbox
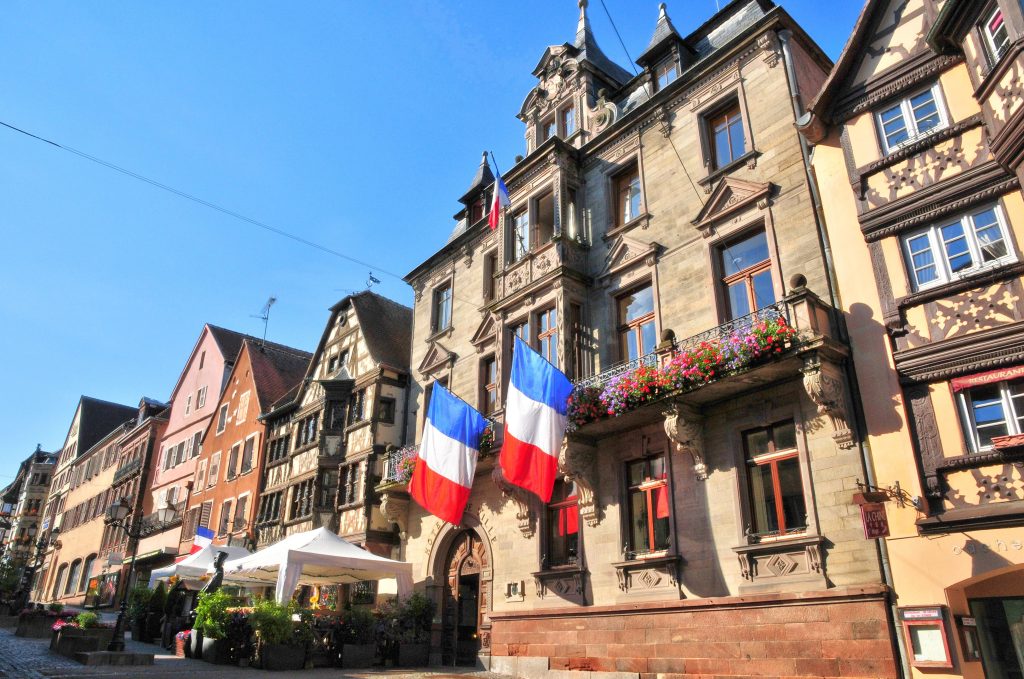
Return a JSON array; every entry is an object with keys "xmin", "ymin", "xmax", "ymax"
[
  {"xmin": 74, "ymin": 611, "xmax": 99, "ymax": 629},
  {"xmin": 46, "ymin": 602, "xmax": 64, "ymax": 613},
  {"xmin": 248, "ymin": 598, "xmax": 293, "ymax": 646},
  {"xmin": 194, "ymin": 590, "xmax": 234, "ymax": 640},
  {"xmin": 148, "ymin": 581, "xmax": 166, "ymax": 614},
  {"xmin": 126, "ymin": 586, "xmax": 151, "ymax": 625},
  {"xmin": 340, "ymin": 607, "xmax": 375, "ymax": 645}
]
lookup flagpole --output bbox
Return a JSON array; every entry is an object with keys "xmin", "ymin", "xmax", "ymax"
[
  {"xmin": 487, "ymin": 150, "xmax": 502, "ymax": 178},
  {"xmin": 435, "ymin": 382, "xmax": 489, "ymax": 420},
  {"xmin": 513, "ymin": 334, "xmax": 571, "ymax": 380}
]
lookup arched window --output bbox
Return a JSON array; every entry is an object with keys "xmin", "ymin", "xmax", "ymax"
[
  {"xmin": 51, "ymin": 563, "xmax": 68, "ymax": 600},
  {"xmin": 80, "ymin": 554, "xmax": 96, "ymax": 593},
  {"xmin": 65, "ymin": 560, "xmax": 82, "ymax": 597}
]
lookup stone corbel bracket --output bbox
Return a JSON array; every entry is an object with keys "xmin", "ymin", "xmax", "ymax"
[
  {"xmin": 558, "ymin": 438, "xmax": 600, "ymax": 527},
  {"xmin": 801, "ymin": 352, "xmax": 856, "ymax": 449},
  {"xmin": 664, "ymin": 402, "xmax": 708, "ymax": 480},
  {"xmin": 490, "ymin": 466, "xmax": 534, "ymax": 537},
  {"xmin": 379, "ymin": 490, "xmax": 410, "ymax": 540}
]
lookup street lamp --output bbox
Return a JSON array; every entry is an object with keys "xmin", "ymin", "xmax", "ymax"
[
  {"xmin": 19, "ymin": 525, "xmax": 57, "ymax": 610},
  {"xmin": 104, "ymin": 499, "xmax": 177, "ymax": 652}
]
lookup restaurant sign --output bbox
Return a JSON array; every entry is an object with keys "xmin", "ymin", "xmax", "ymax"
[{"xmin": 860, "ymin": 502, "xmax": 890, "ymax": 539}]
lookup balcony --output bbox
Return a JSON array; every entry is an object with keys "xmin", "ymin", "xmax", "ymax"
[
  {"xmin": 113, "ymin": 459, "xmax": 142, "ymax": 484},
  {"xmin": 498, "ymin": 238, "xmax": 588, "ymax": 302},
  {"xmin": 139, "ymin": 501, "xmax": 185, "ymax": 536},
  {"xmin": 378, "ymin": 445, "xmax": 418, "ymax": 490}
]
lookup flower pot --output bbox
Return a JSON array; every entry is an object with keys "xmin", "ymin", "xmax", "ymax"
[
  {"xmin": 16, "ymin": 615, "xmax": 58, "ymax": 638},
  {"xmin": 341, "ymin": 642, "xmax": 377, "ymax": 668},
  {"xmin": 263, "ymin": 642, "xmax": 305, "ymax": 671},
  {"xmin": 201, "ymin": 637, "xmax": 232, "ymax": 664},
  {"xmin": 397, "ymin": 642, "xmax": 430, "ymax": 667},
  {"xmin": 51, "ymin": 627, "xmax": 115, "ymax": 657},
  {"xmin": 190, "ymin": 631, "xmax": 202, "ymax": 659}
]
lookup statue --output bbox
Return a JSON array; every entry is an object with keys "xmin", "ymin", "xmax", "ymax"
[{"xmin": 199, "ymin": 551, "xmax": 228, "ymax": 596}]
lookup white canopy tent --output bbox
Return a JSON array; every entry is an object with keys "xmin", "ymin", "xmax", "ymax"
[
  {"xmin": 220, "ymin": 527, "xmax": 413, "ymax": 602},
  {"xmin": 147, "ymin": 543, "xmax": 252, "ymax": 587}
]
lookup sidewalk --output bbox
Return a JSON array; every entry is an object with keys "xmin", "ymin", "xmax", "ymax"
[{"xmin": 0, "ymin": 627, "xmax": 508, "ymax": 679}]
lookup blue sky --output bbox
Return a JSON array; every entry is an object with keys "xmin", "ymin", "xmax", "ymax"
[{"xmin": 0, "ymin": 0, "xmax": 860, "ymax": 477}]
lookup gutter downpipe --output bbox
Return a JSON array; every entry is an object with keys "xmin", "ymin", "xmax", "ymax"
[{"xmin": 777, "ymin": 29, "xmax": 911, "ymax": 679}]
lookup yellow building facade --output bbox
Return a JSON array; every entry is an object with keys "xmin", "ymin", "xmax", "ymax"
[{"xmin": 802, "ymin": 1, "xmax": 1024, "ymax": 678}]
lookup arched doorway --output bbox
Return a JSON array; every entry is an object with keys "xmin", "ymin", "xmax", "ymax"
[{"xmin": 441, "ymin": 531, "xmax": 489, "ymax": 666}]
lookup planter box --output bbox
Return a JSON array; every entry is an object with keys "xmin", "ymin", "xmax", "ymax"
[
  {"xmin": 190, "ymin": 631, "xmax": 202, "ymax": 659},
  {"xmin": 16, "ymin": 616, "xmax": 60, "ymax": 638},
  {"xmin": 50, "ymin": 628, "xmax": 115, "ymax": 658},
  {"xmin": 201, "ymin": 637, "xmax": 232, "ymax": 665},
  {"xmin": 263, "ymin": 642, "xmax": 305, "ymax": 671},
  {"xmin": 341, "ymin": 643, "xmax": 376, "ymax": 669},
  {"xmin": 397, "ymin": 642, "xmax": 430, "ymax": 667}
]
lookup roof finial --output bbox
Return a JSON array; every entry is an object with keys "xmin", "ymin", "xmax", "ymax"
[{"xmin": 659, "ymin": 2, "xmax": 667, "ymax": 17}]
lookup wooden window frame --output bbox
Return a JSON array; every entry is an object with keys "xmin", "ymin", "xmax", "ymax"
[
  {"xmin": 696, "ymin": 88, "xmax": 756, "ymax": 179},
  {"xmin": 216, "ymin": 404, "xmax": 229, "ymax": 434},
  {"xmin": 707, "ymin": 101, "xmax": 746, "ymax": 170},
  {"xmin": 624, "ymin": 453, "xmax": 670, "ymax": 558},
  {"xmin": 612, "ymin": 162, "xmax": 643, "ymax": 228},
  {"xmin": 480, "ymin": 355, "xmax": 498, "ymax": 416},
  {"xmin": 483, "ymin": 250, "xmax": 499, "ymax": 301},
  {"xmin": 874, "ymin": 82, "xmax": 949, "ymax": 155},
  {"xmin": 957, "ymin": 377, "xmax": 1024, "ymax": 452},
  {"xmin": 561, "ymin": 104, "xmax": 577, "ymax": 137},
  {"xmin": 982, "ymin": 4, "xmax": 1011, "ymax": 64},
  {"xmin": 537, "ymin": 307, "xmax": 559, "ymax": 368},
  {"xmin": 616, "ymin": 282, "xmax": 657, "ymax": 362},
  {"xmin": 717, "ymin": 228, "xmax": 777, "ymax": 320},
  {"xmin": 432, "ymin": 284, "xmax": 453, "ymax": 333},
  {"xmin": 743, "ymin": 420, "xmax": 807, "ymax": 539},
  {"xmin": 544, "ymin": 480, "xmax": 580, "ymax": 568}
]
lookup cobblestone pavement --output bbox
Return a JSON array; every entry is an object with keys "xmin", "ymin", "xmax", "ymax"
[{"xmin": 0, "ymin": 628, "xmax": 509, "ymax": 679}]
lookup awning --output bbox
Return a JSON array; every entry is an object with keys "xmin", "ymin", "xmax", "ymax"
[
  {"xmin": 221, "ymin": 526, "xmax": 413, "ymax": 602},
  {"xmin": 147, "ymin": 544, "xmax": 251, "ymax": 587}
]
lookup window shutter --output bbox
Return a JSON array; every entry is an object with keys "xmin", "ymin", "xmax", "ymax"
[
  {"xmin": 241, "ymin": 438, "xmax": 255, "ymax": 472},
  {"xmin": 199, "ymin": 501, "xmax": 212, "ymax": 528},
  {"xmin": 192, "ymin": 432, "xmax": 202, "ymax": 458}
]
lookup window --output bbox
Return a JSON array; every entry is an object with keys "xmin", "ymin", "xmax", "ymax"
[
  {"xmin": 348, "ymin": 390, "xmax": 366, "ymax": 425},
  {"xmin": 208, "ymin": 452, "xmax": 221, "ymax": 488},
  {"xmin": 876, "ymin": 84, "xmax": 946, "ymax": 154},
  {"xmin": 617, "ymin": 284, "xmax": 656, "ymax": 361},
  {"xmin": 162, "ymin": 446, "xmax": 172, "ymax": 471},
  {"xmin": 433, "ymin": 284, "xmax": 453, "ymax": 332},
  {"xmin": 701, "ymin": 103, "xmax": 744, "ymax": 170},
  {"xmin": 191, "ymin": 431, "xmax": 202, "ymax": 458},
  {"xmin": 481, "ymin": 356, "xmax": 498, "ymax": 416},
  {"xmin": 536, "ymin": 192, "xmax": 555, "ymax": 246},
  {"xmin": 289, "ymin": 479, "xmax": 315, "ymax": 520},
  {"xmin": 268, "ymin": 435, "xmax": 290, "ymax": 464},
  {"xmin": 65, "ymin": 559, "xmax": 82, "ymax": 596},
  {"xmin": 174, "ymin": 441, "xmax": 186, "ymax": 466},
  {"xmin": 241, "ymin": 436, "xmax": 256, "ymax": 473},
  {"xmin": 236, "ymin": 391, "xmax": 250, "ymax": 425},
  {"xmin": 320, "ymin": 470, "xmax": 338, "ymax": 506},
  {"xmin": 484, "ymin": 252, "xmax": 499, "ymax": 301},
  {"xmin": 80, "ymin": 554, "xmax": 96, "ymax": 593},
  {"xmin": 256, "ymin": 492, "xmax": 282, "ymax": 524},
  {"xmin": 185, "ymin": 395, "xmax": 192, "ymax": 415},
  {"xmin": 902, "ymin": 204, "xmax": 1014, "ymax": 291},
  {"xmin": 295, "ymin": 414, "xmax": 319, "ymax": 447},
  {"xmin": 470, "ymin": 197, "xmax": 485, "ymax": 224},
  {"xmin": 340, "ymin": 463, "xmax": 360, "ymax": 506},
  {"xmin": 197, "ymin": 386, "xmax": 207, "ymax": 409},
  {"xmin": 626, "ymin": 454, "xmax": 670, "ymax": 556},
  {"xmin": 512, "ymin": 209, "xmax": 530, "ymax": 261},
  {"xmin": 233, "ymin": 495, "xmax": 249, "ymax": 531},
  {"xmin": 199, "ymin": 350, "xmax": 206, "ymax": 369},
  {"xmin": 720, "ymin": 230, "xmax": 775, "ymax": 319},
  {"xmin": 565, "ymin": 187, "xmax": 579, "ymax": 240},
  {"xmin": 216, "ymin": 404, "xmax": 229, "ymax": 434},
  {"xmin": 378, "ymin": 397, "xmax": 396, "ymax": 424},
  {"xmin": 561, "ymin": 106, "xmax": 576, "ymax": 136},
  {"xmin": 226, "ymin": 444, "xmax": 240, "ymax": 480},
  {"xmin": 655, "ymin": 58, "xmax": 679, "ymax": 89},
  {"xmin": 537, "ymin": 308, "xmax": 558, "ymax": 367},
  {"xmin": 218, "ymin": 499, "xmax": 234, "ymax": 535},
  {"xmin": 545, "ymin": 480, "xmax": 579, "ymax": 568},
  {"xmin": 614, "ymin": 165, "xmax": 642, "ymax": 226},
  {"xmin": 983, "ymin": 6, "xmax": 1011, "ymax": 62},
  {"xmin": 744, "ymin": 420, "xmax": 806, "ymax": 538},
  {"xmin": 959, "ymin": 378, "xmax": 1024, "ymax": 451},
  {"xmin": 541, "ymin": 117, "xmax": 557, "ymax": 142},
  {"xmin": 195, "ymin": 460, "xmax": 207, "ymax": 492},
  {"xmin": 328, "ymin": 354, "xmax": 338, "ymax": 373}
]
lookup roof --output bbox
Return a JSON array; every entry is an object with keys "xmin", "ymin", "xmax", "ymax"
[
  {"xmin": 346, "ymin": 291, "xmax": 413, "ymax": 371},
  {"xmin": 245, "ymin": 340, "xmax": 313, "ymax": 412},
  {"xmin": 573, "ymin": 0, "xmax": 633, "ymax": 85},
  {"xmin": 637, "ymin": 3, "xmax": 683, "ymax": 66},
  {"xmin": 76, "ymin": 396, "xmax": 137, "ymax": 458},
  {"xmin": 460, "ymin": 152, "xmax": 494, "ymax": 204},
  {"xmin": 207, "ymin": 324, "xmax": 306, "ymax": 369},
  {"xmin": 803, "ymin": 0, "xmax": 879, "ymax": 126}
]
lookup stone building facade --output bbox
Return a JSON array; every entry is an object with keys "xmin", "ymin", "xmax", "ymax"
[
  {"xmin": 256, "ymin": 291, "xmax": 412, "ymax": 580},
  {"xmin": 386, "ymin": 1, "xmax": 900, "ymax": 675},
  {"xmin": 180, "ymin": 338, "xmax": 310, "ymax": 554},
  {"xmin": 0, "ymin": 447, "xmax": 56, "ymax": 590},
  {"xmin": 802, "ymin": 0, "xmax": 1024, "ymax": 677}
]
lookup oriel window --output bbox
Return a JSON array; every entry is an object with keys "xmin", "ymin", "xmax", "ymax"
[
  {"xmin": 626, "ymin": 454, "xmax": 670, "ymax": 556},
  {"xmin": 744, "ymin": 421, "xmax": 806, "ymax": 538},
  {"xmin": 545, "ymin": 480, "xmax": 579, "ymax": 568},
  {"xmin": 512, "ymin": 209, "xmax": 530, "ymax": 261},
  {"xmin": 617, "ymin": 284, "xmax": 656, "ymax": 361},
  {"xmin": 709, "ymin": 103, "xmax": 745, "ymax": 169},
  {"xmin": 720, "ymin": 230, "xmax": 775, "ymax": 320}
]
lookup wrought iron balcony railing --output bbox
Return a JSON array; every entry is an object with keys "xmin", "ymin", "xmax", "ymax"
[
  {"xmin": 113, "ymin": 459, "xmax": 142, "ymax": 484},
  {"xmin": 381, "ymin": 445, "xmax": 418, "ymax": 487}
]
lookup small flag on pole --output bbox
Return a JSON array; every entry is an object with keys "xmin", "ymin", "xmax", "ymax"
[
  {"xmin": 488, "ymin": 174, "xmax": 510, "ymax": 230},
  {"xmin": 409, "ymin": 385, "xmax": 489, "ymax": 525},
  {"xmin": 500, "ymin": 336, "xmax": 575, "ymax": 503}
]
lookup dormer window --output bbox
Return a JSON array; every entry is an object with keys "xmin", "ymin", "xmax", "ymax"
[
  {"xmin": 655, "ymin": 57, "xmax": 678, "ymax": 90},
  {"xmin": 470, "ymin": 197, "xmax": 485, "ymax": 224}
]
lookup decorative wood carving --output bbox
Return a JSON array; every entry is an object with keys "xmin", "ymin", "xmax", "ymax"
[
  {"xmin": 800, "ymin": 352, "xmax": 855, "ymax": 449},
  {"xmin": 867, "ymin": 240, "xmax": 904, "ymax": 336},
  {"xmin": 904, "ymin": 383, "xmax": 947, "ymax": 501},
  {"xmin": 490, "ymin": 466, "xmax": 534, "ymax": 537},
  {"xmin": 893, "ymin": 320, "xmax": 1024, "ymax": 384},
  {"xmin": 664, "ymin": 402, "xmax": 707, "ymax": 480},
  {"xmin": 558, "ymin": 438, "xmax": 599, "ymax": 526}
]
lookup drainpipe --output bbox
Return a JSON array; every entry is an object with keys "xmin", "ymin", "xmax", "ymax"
[{"xmin": 777, "ymin": 29, "xmax": 911, "ymax": 679}]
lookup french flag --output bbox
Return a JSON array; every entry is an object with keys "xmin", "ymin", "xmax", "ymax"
[
  {"xmin": 409, "ymin": 385, "xmax": 489, "ymax": 525},
  {"xmin": 190, "ymin": 526, "xmax": 214, "ymax": 555},
  {"xmin": 487, "ymin": 174, "xmax": 510, "ymax": 230},
  {"xmin": 500, "ymin": 336, "xmax": 575, "ymax": 503}
]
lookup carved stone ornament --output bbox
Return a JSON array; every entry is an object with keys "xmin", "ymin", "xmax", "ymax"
[
  {"xmin": 490, "ymin": 465, "xmax": 534, "ymax": 537},
  {"xmin": 757, "ymin": 31, "xmax": 780, "ymax": 68},
  {"xmin": 800, "ymin": 353, "xmax": 855, "ymax": 449},
  {"xmin": 588, "ymin": 87, "xmax": 618, "ymax": 134},
  {"xmin": 379, "ymin": 490, "xmax": 410, "ymax": 539},
  {"xmin": 558, "ymin": 438, "xmax": 599, "ymax": 527},
  {"xmin": 664, "ymin": 402, "xmax": 707, "ymax": 480}
]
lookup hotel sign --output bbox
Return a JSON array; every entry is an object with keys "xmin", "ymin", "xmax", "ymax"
[{"xmin": 860, "ymin": 502, "xmax": 890, "ymax": 539}]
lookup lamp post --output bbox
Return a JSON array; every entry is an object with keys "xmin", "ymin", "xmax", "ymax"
[
  {"xmin": 16, "ymin": 525, "xmax": 57, "ymax": 611},
  {"xmin": 104, "ymin": 499, "xmax": 175, "ymax": 652}
]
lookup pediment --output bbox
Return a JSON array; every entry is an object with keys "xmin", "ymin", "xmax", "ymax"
[
  {"xmin": 520, "ymin": 46, "xmax": 581, "ymax": 120},
  {"xmin": 418, "ymin": 341, "xmax": 456, "ymax": 377},
  {"xmin": 599, "ymin": 235, "xmax": 663, "ymax": 281},
  {"xmin": 470, "ymin": 314, "xmax": 499, "ymax": 353},
  {"xmin": 692, "ymin": 178, "xmax": 772, "ymax": 236}
]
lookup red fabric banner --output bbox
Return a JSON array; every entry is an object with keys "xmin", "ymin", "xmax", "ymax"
[
  {"xmin": 950, "ymin": 364, "xmax": 1024, "ymax": 392},
  {"xmin": 558, "ymin": 497, "xmax": 579, "ymax": 536}
]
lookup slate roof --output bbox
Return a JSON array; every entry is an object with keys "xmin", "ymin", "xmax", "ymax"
[
  {"xmin": 574, "ymin": 0, "xmax": 633, "ymax": 85},
  {"xmin": 460, "ymin": 152, "xmax": 494, "ymax": 204},
  {"xmin": 245, "ymin": 340, "xmax": 313, "ymax": 412},
  {"xmin": 347, "ymin": 291, "xmax": 413, "ymax": 371},
  {"xmin": 637, "ymin": 3, "xmax": 682, "ymax": 66},
  {"xmin": 76, "ymin": 396, "xmax": 137, "ymax": 459},
  {"xmin": 207, "ymin": 324, "xmax": 307, "ymax": 369}
]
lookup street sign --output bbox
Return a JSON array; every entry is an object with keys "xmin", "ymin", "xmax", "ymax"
[{"xmin": 860, "ymin": 501, "xmax": 890, "ymax": 539}]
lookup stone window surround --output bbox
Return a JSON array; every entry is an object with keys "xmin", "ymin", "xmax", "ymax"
[
  {"xmin": 603, "ymin": 148, "xmax": 649, "ymax": 238},
  {"xmin": 426, "ymin": 269, "xmax": 457, "ymax": 342},
  {"xmin": 694, "ymin": 84, "xmax": 756, "ymax": 182},
  {"xmin": 505, "ymin": 178, "xmax": 559, "ymax": 265},
  {"xmin": 705, "ymin": 216, "xmax": 784, "ymax": 326}
]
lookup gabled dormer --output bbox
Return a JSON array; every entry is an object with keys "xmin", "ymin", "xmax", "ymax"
[
  {"xmin": 518, "ymin": 0, "xmax": 633, "ymax": 154},
  {"xmin": 636, "ymin": 3, "xmax": 696, "ymax": 92}
]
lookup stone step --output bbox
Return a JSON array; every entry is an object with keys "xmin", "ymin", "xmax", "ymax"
[{"xmin": 72, "ymin": 651, "xmax": 155, "ymax": 666}]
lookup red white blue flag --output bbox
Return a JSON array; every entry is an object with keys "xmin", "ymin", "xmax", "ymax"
[
  {"xmin": 500, "ymin": 336, "xmax": 574, "ymax": 502},
  {"xmin": 488, "ymin": 175, "xmax": 510, "ymax": 230},
  {"xmin": 409, "ymin": 385, "xmax": 489, "ymax": 525}
]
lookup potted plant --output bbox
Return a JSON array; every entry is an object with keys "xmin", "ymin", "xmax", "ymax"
[
  {"xmin": 249, "ymin": 599, "xmax": 306, "ymax": 671},
  {"xmin": 16, "ymin": 606, "xmax": 72, "ymax": 638},
  {"xmin": 377, "ymin": 592, "xmax": 435, "ymax": 667},
  {"xmin": 144, "ymin": 581, "xmax": 166, "ymax": 645},
  {"xmin": 194, "ymin": 590, "xmax": 233, "ymax": 664},
  {"xmin": 126, "ymin": 585, "xmax": 151, "ymax": 642},
  {"xmin": 339, "ymin": 607, "xmax": 377, "ymax": 668}
]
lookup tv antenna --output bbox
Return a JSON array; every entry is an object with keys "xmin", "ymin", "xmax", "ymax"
[{"xmin": 250, "ymin": 296, "xmax": 277, "ymax": 347}]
